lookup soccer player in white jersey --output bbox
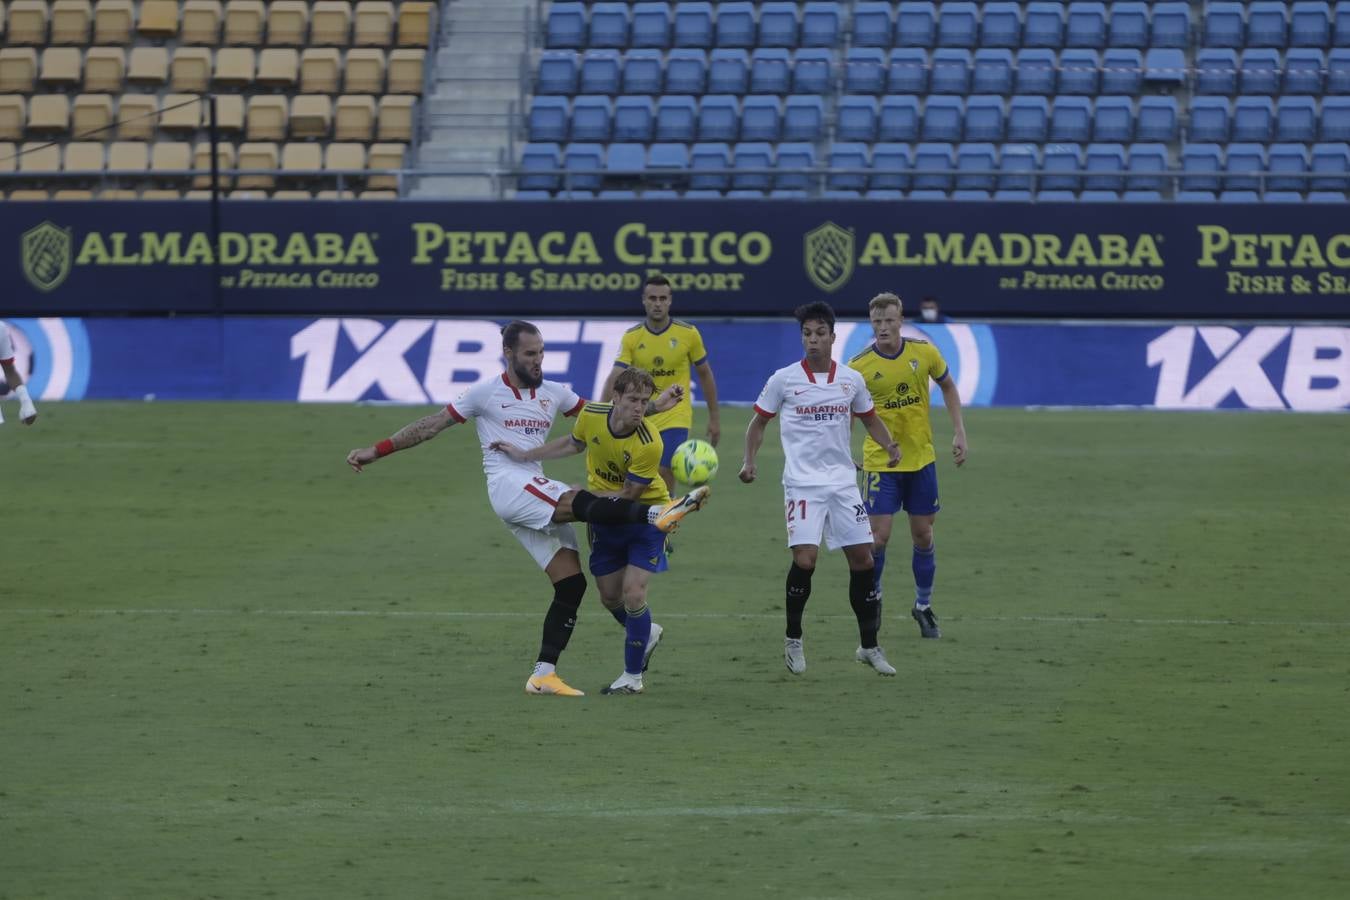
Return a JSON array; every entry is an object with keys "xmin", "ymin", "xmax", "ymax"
[
  {"xmin": 0, "ymin": 322, "xmax": 39, "ymax": 426},
  {"xmin": 346, "ymin": 321, "xmax": 708, "ymax": 697},
  {"xmin": 739, "ymin": 302, "xmax": 903, "ymax": 677}
]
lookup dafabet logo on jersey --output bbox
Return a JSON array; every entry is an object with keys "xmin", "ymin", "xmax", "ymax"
[
  {"xmin": 803, "ymin": 221, "xmax": 855, "ymax": 294},
  {"xmin": 22, "ymin": 221, "xmax": 72, "ymax": 292}
]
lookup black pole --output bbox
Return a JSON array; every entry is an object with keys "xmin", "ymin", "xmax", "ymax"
[{"xmin": 209, "ymin": 95, "xmax": 223, "ymax": 315}]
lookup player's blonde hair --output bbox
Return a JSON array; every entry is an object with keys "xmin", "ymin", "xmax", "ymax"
[
  {"xmin": 612, "ymin": 367, "xmax": 657, "ymax": 398},
  {"xmin": 869, "ymin": 293, "xmax": 904, "ymax": 316}
]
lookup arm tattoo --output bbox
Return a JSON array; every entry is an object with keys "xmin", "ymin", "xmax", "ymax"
[{"xmin": 390, "ymin": 413, "xmax": 447, "ymax": 450}]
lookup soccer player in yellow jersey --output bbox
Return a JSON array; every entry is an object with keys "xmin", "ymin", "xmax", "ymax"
[
  {"xmin": 848, "ymin": 293, "xmax": 969, "ymax": 639},
  {"xmin": 601, "ymin": 275, "xmax": 721, "ymax": 494}
]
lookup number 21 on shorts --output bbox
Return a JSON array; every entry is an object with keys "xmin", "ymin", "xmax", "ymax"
[{"xmin": 785, "ymin": 498, "xmax": 807, "ymax": 522}]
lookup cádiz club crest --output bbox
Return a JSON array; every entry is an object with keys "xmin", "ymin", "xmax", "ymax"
[
  {"xmin": 803, "ymin": 221, "xmax": 855, "ymax": 293},
  {"xmin": 22, "ymin": 221, "xmax": 72, "ymax": 292}
]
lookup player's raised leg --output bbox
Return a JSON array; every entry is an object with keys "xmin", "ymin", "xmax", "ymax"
[{"xmin": 553, "ymin": 486, "xmax": 709, "ymax": 534}]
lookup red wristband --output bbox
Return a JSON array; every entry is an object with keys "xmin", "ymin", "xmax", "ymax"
[{"xmin": 375, "ymin": 439, "xmax": 396, "ymax": 458}]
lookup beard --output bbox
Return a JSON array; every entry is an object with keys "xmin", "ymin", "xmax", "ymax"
[{"xmin": 512, "ymin": 362, "xmax": 544, "ymax": 388}]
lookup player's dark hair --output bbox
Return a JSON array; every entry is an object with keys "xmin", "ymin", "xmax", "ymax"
[
  {"xmin": 794, "ymin": 301, "xmax": 836, "ymax": 332},
  {"xmin": 501, "ymin": 320, "xmax": 541, "ymax": 350},
  {"xmin": 643, "ymin": 274, "xmax": 672, "ymax": 291}
]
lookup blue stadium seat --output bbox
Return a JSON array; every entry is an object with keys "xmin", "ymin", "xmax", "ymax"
[
  {"xmin": 1050, "ymin": 96, "xmax": 1092, "ymax": 142},
  {"xmin": 1268, "ymin": 143, "xmax": 1311, "ymax": 192},
  {"xmin": 1189, "ymin": 97, "xmax": 1231, "ymax": 142},
  {"xmin": 879, "ymin": 95, "xmax": 922, "ymax": 141},
  {"xmin": 623, "ymin": 50, "xmax": 663, "ymax": 94},
  {"xmin": 740, "ymin": 96, "xmax": 782, "ymax": 141},
  {"xmin": 1084, "ymin": 142, "xmax": 1126, "ymax": 190},
  {"xmin": 909, "ymin": 190, "xmax": 950, "ymax": 199},
  {"xmin": 690, "ymin": 142, "xmax": 730, "ymax": 189},
  {"xmin": 546, "ymin": 3, "xmax": 587, "ymax": 49},
  {"xmin": 993, "ymin": 189, "xmax": 1033, "ymax": 200},
  {"xmin": 1041, "ymin": 144, "xmax": 1084, "ymax": 191},
  {"xmin": 1322, "ymin": 97, "xmax": 1350, "ymax": 140},
  {"xmin": 606, "ymin": 142, "xmax": 646, "ymax": 175},
  {"xmin": 1232, "ymin": 96, "xmax": 1274, "ymax": 142},
  {"xmin": 998, "ymin": 143, "xmax": 1039, "ymax": 190},
  {"xmin": 1066, "ymin": 2, "xmax": 1108, "ymax": 48},
  {"xmin": 827, "ymin": 142, "xmax": 869, "ymax": 191},
  {"xmin": 683, "ymin": 189, "xmax": 724, "ymax": 197},
  {"xmin": 923, "ymin": 96, "xmax": 965, "ymax": 141},
  {"xmin": 1218, "ymin": 190, "xmax": 1260, "ymax": 202},
  {"xmin": 666, "ymin": 50, "xmax": 707, "ymax": 94},
  {"xmin": 1247, "ymin": 2, "xmax": 1288, "ymax": 48},
  {"xmin": 732, "ymin": 142, "xmax": 774, "ymax": 191},
  {"xmin": 955, "ymin": 142, "xmax": 997, "ymax": 191},
  {"xmin": 598, "ymin": 190, "xmax": 638, "ymax": 199},
  {"xmin": 938, "ymin": 2, "xmax": 979, "ymax": 48},
  {"xmin": 1108, "ymin": 2, "xmax": 1149, "ymax": 49},
  {"xmin": 1285, "ymin": 49, "xmax": 1326, "ymax": 94},
  {"xmin": 613, "ymin": 96, "xmax": 654, "ymax": 141},
  {"xmin": 563, "ymin": 143, "xmax": 604, "ymax": 192},
  {"xmin": 1262, "ymin": 192, "xmax": 1305, "ymax": 202},
  {"xmin": 1094, "ymin": 96, "xmax": 1134, "ymax": 142},
  {"xmin": 980, "ymin": 3, "xmax": 1022, "ymax": 48},
  {"xmin": 889, "ymin": 48, "xmax": 930, "ymax": 93},
  {"xmin": 965, "ymin": 95, "xmax": 1005, "ymax": 141},
  {"xmin": 673, "ymin": 3, "xmax": 715, "ymax": 48},
  {"xmin": 631, "ymin": 3, "xmax": 672, "ymax": 49},
  {"xmin": 716, "ymin": 2, "xmax": 757, "ymax": 48},
  {"xmin": 1224, "ymin": 143, "xmax": 1266, "ymax": 192},
  {"xmin": 912, "ymin": 142, "xmax": 955, "ymax": 191},
  {"xmin": 838, "ymin": 96, "xmax": 879, "ymax": 140},
  {"xmin": 655, "ymin": 96, "xmax": 697, "ymax": 141},
  {"xmin": 1007, "ymin": 96, "xmax": 1050, "ymax": 141},
  {"xmin": 1330, "ymin": 49, "xmax": 1350, "ymax": 94},
  {"xmin": 760, "ymin": 2, "xmax": 800, "ymax": 47},
  {"xmin": 1291, "ymin": 2, "xmax": 1332, "ymax": 46},
  {"xmin": 1239, "ymin": 49, "xmax": 1281, "ymax": 96},
  {"xmin": 538, "ymin": 51, "xmax": 579, "ymax": 95},
  {"xmin": 1024, "ymin": 3, "xmax": 1065, "ymax": 48},
  {"xmin": 1126, "ymin": 143, "xmax": 1168, "ymax": 192},
  {"xmin": 784, "ymin": 96, "xmax": 824, "ymax": 140},
  {"xmin": 1059, "ymin": 49, "xmax": 1101, "ymax": 95},
  {"xmin": 698, "ymin": 95, "xmax": 740, "ymax": 141},
  {"xmin": 871, "ymin": 142, "xmax": 913, "ymax": 190},
  {"xmin": 529, "ymin": 97, "xmax": 570, "ymax": 142},
  {"xmin": 1015, "ymin": 49, "xmax": 1057, "ymax": 94},
  {"xmin": 1151, "ymin": 3, "xmax": 1191, "ymax": 48},
  {"xmin": 931, "ymin": 49, "xmax": 971, "ymax": 94},
  {"xmin": 897, "ymin": 2, "xmax": 938, "ymax": 47},
  {"xmin": 801, "ymin": 2, "xmax": 842, "ymax": 47},
  {"xmin": 1144, "ymin": 49, "xmax": 1186, "ymax": 88},
  {"xmin": 845, "ymin": 48, "xmax": 886, "ymax": 93},
  {"xmin": 972, "ymin": 49, "xmax": 1014, "ymax": 94},
  {"xmin": 1102, "ymin": 49, "xmax": 1143, "ymax": 94},
  {"xmin": 794, "ymin": 49, "xmax": 833, "ymax": 94},
  {"xmin": 727, "ymin": 190, "xmax": 767, "ymax": 198},
  {"xmin": 821, "ymin": 189, "xmax": 863, "ymax": 198},
  {"xmin": 1181, "ymin": 144, "xmax": 1223, "ymax": 192},
  {"xmin": 570, "ymin": 96, "xmax": 613, "ymax": 142},
  {"xmin": 863, "ymin": 190, "xmax": 905, "ymax": 199},
  {"xmin": 708, "ymin": 49, "xmax": 750, "ymax": 94},
  {"xmin": 749, "ymin": 49, "xmax": 791, "ymax": 94},
  {"xmin": 774, "ymin": 142, "xmax": 815, "ymax": 191},
  {"xmin": 1035, "ymin": 190, "xmax": 1079, "ymax": 202},
  {"xmin": 589, "ymin": 4, "xmax": 631, "ymax": 49},
  {"xmin": 1277, "ymin": 96, "xmax": 1318, "ymax": 142},
  {"xmin": 1137, "ymin": 96, "xmax": 1178, "ymax": 141},
  {"xmin": 1175, "ymin": 190, "xmax": 1217, "ymax": 202},
  {"xmin": 769, "ymin": 190, "xmax": 808, "ymax": 198},
  {"xmin": 952, "ymin": 189, "xmax": 992, "ymax": 200},
  {"xmin": 1310, "ymin": 142, "xmax": 1350, "ymax": 190},
  {"xmin": 1122, "ymin": 190, "xmax": 1162, "ymax": 201},
  {"xmin": 520, "ymin": 142, "xmax": 562, "ymax": 191},
  {"xmin": 579, "ymin": 50, "xmax": 622, "ymax": 95},
  {"xmin": 644, "ymin": 190, "xmax": 680, "ymax": 198},
  {"xmin": 1203, "ymin": 3, "xmax": 1245, "ymax": 48},
  {"xmin": 514, "ymin": 190, "xmax": 553, "ymax": 199},
  {"xmin": 852, "ymin": 2, "xmax": 894, "ymax": 47},
  {"xmin": 1195, "ymin": 49, "xmax": 1238, "ymax": 94},
  {"xmin": 1337, "ymin": 2, "xmax": 1350, "ymax": 45},
  {"xmin": 1079, "ymin": 190, "xmax": 1120, "ymax": 201},
  {"xmin": 1309, "ymin": 191, "xmax": 1349, "ymax": 201}
]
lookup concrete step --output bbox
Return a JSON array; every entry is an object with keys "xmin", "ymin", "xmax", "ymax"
[
  {"xmin": 418, "ymin": 145, "xmax": 508, "ymax": 165},
  {"xmin": 412, "ymin": 176, "xmax": 502, "ymax": 198},
  {"xmin": 423, "ymin": 125, "xmax": 514, "ymax": 144},
  {"xmin": 429, "ymin": 83, "xmax": 522, "ymax": 102},
  {"xmin": 424, "ymin": 96, "xmax": 517, "ymax": 115}
]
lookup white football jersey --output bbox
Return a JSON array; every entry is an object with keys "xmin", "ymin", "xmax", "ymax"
[
  {"xmin": 448, "ymin": 373, "xmax": 584, "ymax": 481},
  {"xmin": 753, "ymin": 360, "xmax": 877, "ymax": 488},
  {"xmin": 0, "ymin": 324, "xmax": 14, "ymax": 363}
]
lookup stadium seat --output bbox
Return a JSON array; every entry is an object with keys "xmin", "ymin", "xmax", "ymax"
[
  {"xmin": 1079, "ymin": 190, "xmax": 1119, "ymax": 202},
  {"xmin": 1261, "ymin": 192, "xmax": 1304, "ymax": 202},
  {"xmin": 1066, "ymin": 2, "xmax": 1107, "ymax": 48},
  {"xmin": 979, "ymin": 3, "xmax": 1021, "ymax": 48},
  {"xmin": 255, "ymin": 48, "xmax": 299, "ymax": 91},
  {"xmin": 138, "ymin": 0, "xmax": 178, "ymax": 38},
  {"xmin": 1276, "ymin": 97, "xmax": 1318, "ymax": 143},
  {"xmin": 334, "ymin": 94, "xmax": 375, "ymax": 141},
  {"xmin": 1084, "ymin": 142, "xmax": 1126, "ymax": 191},
  {"xmin": 731, "ymin": 141, "xmax": 772, "ymax": 191},
  {"xmin": 741, "ymin": 96, "xmax": 781, "ymax": 141},
  {"xmin": 931, "ymin": 49, "xmax": 970, "ymax": 95},
  {"xmin": 529, "ymin": 97, "xmax": 569, "ymax": 142},
  {"xmin": 922, "ymin": 96, "xmax": 963, "ymax": 141},
  {"xmin": 606, "ymin": 142, "xmax": 646, "ymax": 177},
  {"xmin": 1310, "ymin": 190, "xmax": 1349, "ymax": 201},
  {"xmin": 267, "ymin": 1, "xmax": 307, "ymax": 47},
  {"xmin": 245, "ymin": 95, "xmax": 287, "ymax": 141},
  {"xmin": 1137, "ymin": 97, "xmax": 1178, "ymax": 142},
  {"xmin": 1238, "ymin": 49, "xmax": 1281, "ymax": 97},
  {"xmin": 181, "ymin": 0, "xmax": 222, "ymax": 45},
  {"xmin": 127, "ymin": 46, "xmax": 169, "ymax": 87},
  {"xmin": 648, "ymin": 142, "xmax": 688, "ymax": 174},
  {"xmin": 589, "ymin": 3, "xmax": 630, "ymax": 50},
  {"xmin": 852, "ymin": 2, "xmax": 893, "ymax": 47},
  {"xmin": 998, "ymin": 143, "xmax": 1038, "ymax": 190},
  {"xmin": 1108, "ymin": 3, "xmax": 1148, "ymax": 49},
  {"xmin": 1291, "ymin": 2, "xmax": 1331, "ymax": 46},
  {"xmin": 992, "ymin": 189, "xmax": 1033, "ymax": 201},
  {"xmin": 1102, "ymin": 49, "xmax": 1143, "ymax": 95},
  {"xmin": 793, "ymin": 49, "xmax": 832, "ymax": 94},
  {"xmin": 937, "ymin": 2, "xmax": 978, "ymax": 48},
  {"xmin": 0, "ymin": 98, "xmax": 26, "ymax": 142},
  {"xmin": 300, "ymin": 48, "xmax": 340, "ymax": 94},
  {"xmin": 952, "ymin": 189, "xmax": 991, "ymax": 200},
  {"xmin": 1041, "ymin": 143, "xmax": 1083, "ymax": 190},
  {"xmin": 870, "ymin": 142, "xmax": 912, "ymax": 191},
  {"xmin": 827, "ymin": 141, "xmax": 868, "ymax": 191},
  {"xmin": 1232, "ymin": 96, "xmax": 1274, "ymax": 142},
  {"xmin": 911, "ymin": 141, "xmax": 954, "ymax": 191},
  {"xmin": 1189, "ymin": 97, "xmax": 1230, "ymax": 142},
  {"xmin": 1222, "ymin": 143, "xmax": 1265, "ymax": 192},
  {"xmin": 879, "ymin": 95, "xmax": 921, "ymax": 141},
  {"xmin": 1144, "ymin": 49, "xmax": 1186, "ymax": 88},
  {"xmin": 1151, "ymin": 2, "xmax": 1191, "ymax": 48},
  {"xmin": 1330, "ymin": 49, "xmax": 1350, "ymax": 95},
  {"xmin": 1203, "ymin": 4, "xmax": 1245, "ymax": 48},
  {"xmin": 1337, "ymin": 2, "xmax": 1350, "ymax": 45},
  {"xmin": 1, "ymin": 48, "xmax": 40, "ymax": 94},
  {"xmin": 715, "ymin": 2, "xmax": 756, "ymax": 48},
  {"xmin": 562, "ymin": 142, "xmax": 603, "ymax": 192},
  {"xmin": 1285, "ymin": 49, "xmax": 1326, "ymax": 95},
  {"xmin": 837, "ymin": 95, "xmax": 878, "ymax": 141},
  {"xmin": 689, "ymin": 141, "xmax": 729, "ymax": 189},
  {"xmin": 1322, "ymin": 97, "xmax": 1350, "ymax": 140},
  {"xmin": 655, "ymin": 95, "xmax": 696, "ymax": 142},
  {"xmin": 909, "ymin": 189, "xmax": 949, "ymax": 199},
  {"xmin": 546, "ymin": 2, "xmax": 586, "ymax": 49},
  {"xmin": 749, "ymin": 49, "xmax": 791, "ymax": 95},
  {"xmin": 759, "ymin": 2, "xmax": 799, "ymax": 48},
  {"xmin": 213, "ymin": 46, "xmax": 254, "ymax": 88},
  {"xmin": 673, "ymin": 2, "xmax": 714, "ymax": 48},
  {"xmin": 1247, "ymin": 2, "xmax": 1288, "ymax": 48},
  {"xmin": 376, "ymin": 95, "xmax": 413, "ymax": 141},
  {"xmin": 570, "ymin": 96, "xmax": 612, "ymax": 142},
  {"xmin": 579, "ymin": 49, "xmax": 622, "ymax": 95},
  {"xmin": 115, "ymin": 94, "xmax": 156, "ymax": 139},
  {"xmin": 1217, "ymin": 190, "xmax": 1259, "ymax": 202},
  {"xmin": 1059, "ymin": 49, "xmax": 1100, "ymax": 95},
  {"xmin": 161, "ymin": 94, "xmax": 204, "ymax": 133},
  {"xmin": 888, "ymin": 48, "xmax": 929, "ymax": 94},
  {"xmin": 72, "ymin": 94, "xmax": 113, "ymax": 136},
  {"xmin": 39, "ymin": 47, "xmax": 82, "ymax": 90},
  {"xmin": 666, "ymin": 49, "xmax": 707, "ymax": 94},
  {"xmin": 774, "ymin": 142, "xmax": 814, "ymax": 191},
  {"xmin": 613, "ymin": 96, "xmax": 654, "ymax": 142},
  {"xmin": 964, "ymin": 95, "xmax": 1004, "ymax": 141},
  {"xmin": 1024, "ymin": 2, "xmax": 1065, "ymax": 48},
  {"xmin": 538, "ymin": 51, "xmax": 578, "ymax": 96},
  {"xmin": 1093, "ymin": 96, "xmax": 1134, "ymax": 142},
  {"xmin": 783, "ymin": 95, "xmax": 823, "ymax": 141},
  {"xmin": 708, "ymin": 48, "xmax": 749, "ymax": 94},
  {"xmin": 1126, "ymin": 143, "xmax": 1168, "ymax": 192},
  {"xmin": 309, "ymin": 2, "xmax": 350, "ymax": 46},
  {"xmin": 631, "ymin": 3, "xmax": 671, "ymax": 49},
  {"xmin": 1015, "ymin": 49, "xmax": 1056, "ymax": 94},
  {"xmin": 28, "ymin": 94, "xmax": 70, "ymax": 133},
  {"xmin": 1310, "ymin": 142, "xmax": 1350, "ymax": 190},
  {"xmin": 397, "ymin": 1, "xmax": 436, "ymax": 47},
  {"xmin": 972, "ymin": 48, "xmax": 1014, "ymax": 95},
  {"xmin": 955, "ymin": 142, "xmax": 996, "ymax": 191},
  {"xmin": 1122, "ymin": 190, "xmax": 1162, "ymax": 201},
  {"xmin": 1268, "ymin": 143, "xmax": 1311, "ymax": 192},
  {"xmin": 50, "ymin": 0, "xmax": 92, "ymax": 45},
  {"xmin": 1049, "ymin": 96, "xmax": 1091, "ymax": 143},
  {"xmin": 1007, "ymin": 96, "xmax": 1049, "ymax": 142},
  {"xmin": 892, "ymin": 3, "xmax": 934, "ymax": 49},
  {"xmin": 697, "ymin": 94, "xmax": 738, "ymax": 141},
  {"xmin": 1175, "ymin": 190, "xmax": 1217, "ymax": 202},
  {"xmin": 1195, "ymin": 49, "xmax": 1238, "ymax": 94}
]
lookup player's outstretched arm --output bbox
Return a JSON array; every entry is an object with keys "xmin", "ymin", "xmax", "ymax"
[
  {"xmin": 738, "ymin": 413, "xmax": 770, "ymax": 483},
  {"xmin": 936, "ymin": 375, "xmax": 968, "ymax": 467},
  {"xmin": 694, "ymin": 360, "xmax": 721, "ymax": 447},
  {"xmin": 649, "ymin": 383, "xmax": 683, "ymax": 414},
  {"xmin": 861, "ymin": 413, "xmax": 902, "ymax": 467},
  {"xmin": 490, "ymin": 435, "xmax": 584, "ymax": 463},
  {"xmin": 347, "ymin": 407, "xmax": 456, "ymax": 472}
]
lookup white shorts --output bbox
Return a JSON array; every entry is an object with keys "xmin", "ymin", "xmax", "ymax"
[
  {"xmin": 783, "ymin": 483, "xmax": 874, "ymax": 551},
  {"xmin": 0, "ymin": 324, "xmax": 14, "ymax": 363},
  {"xmin": 487, "ymin": 473, "xmax": 580, "ymax": 570}
]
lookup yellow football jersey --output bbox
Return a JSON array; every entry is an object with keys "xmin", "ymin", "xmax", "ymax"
[
  {"xmin": 848, "ymin": 339, "xmax": 950, "ymax": 473},
  {"xmin": 570, "ymin": 403, "xmax": 670, "ymax": 505},
  {"xmin": 615, "ymin": 320, "xmax": 708, "ymax": 432}
]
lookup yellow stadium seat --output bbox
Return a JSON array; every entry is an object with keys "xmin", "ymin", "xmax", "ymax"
[
  {"xmin": 51, "ymin": 0, "xmax": 93, "ymax": 45},
  {"xmin": 359, "ymin": 189, "xmax": 397, "ymax": 198},
  {"xmin": 0, "ymin": 144, "xmax": 18, "ymax": 174},
  {"xmin": 92, "ymin": 0, "xmax": 133, "ymax": 44},
  {"xmin": 365, "ymin": 142, "xmax": 404, "ymax": 189},
  {"xmin": 212, "ymin": 94, "xmax": 244, "ymax": 132},
  {"xmin": 0, "ymin": 96, "xmax": 25, "ymax": 141},
  {"xmin": 256, "ymin": 48, "xmax": 299, "ymax": 89},
  {"xmin": 39, "ymin": 48, "xmax": 83, "ymax": 89},
  {"xmin": 272, "ymin": 190, "xmax": 314, "ymax": 199},
  {"xmin": 140, "ymin": 189, "xmax": 184, "ymax": 199},
  {"xmin": 115, "ymin": 94, "xmax": 157, "ymax": 139},
  {"xmin": 223, "ymin": 0, "xmax": 265, "ymax": 45},
  {"xmin": 310, "ymin": 1, "xmax": 351, "ymax": 47},
  {"xmin": 98, "ymin": 189, "xmax": 140, "ymax": 198},
  {"xmin": 181, "ymin": 0, "xmax": 222, "ymax": 45},
  {"xmin": 107, "ymin": 139, "xmax": 148, "ymax": 172},
  {"xmin": 377, "ymin": 94, "xmax": 414, "ymax": 142},
  {"xmin": 315, "ymin": 189, "xmax": 356, "ymax": 199},
  {"xmin": 138, "ymin": 0, "xmax": 179, "ymax": 38},
  {"xmin": 281, "ymin": 141, "xmax": 322, "ymax": 174},
  {"xmin": 235, "ymin": 141, "xmax": 278, "ymax": 189},
  {"xmin": 353, "ymin": 1, "xmax": 394, "ymax": 47},
  {"xmin": 0, "ymin": 47, "xmax": 39, "ymax": 93},
  {"xmin": 227, "ymin": 190, "xmax": 268, "ymax": 198},
  {"xmin": 171, "ymin": 47, "xmax": 213, "ymax": 93},
  {"xmin": 396, "ymin": 2, "xmax": 436, "ymax": 47},
  {"xmin": 268, "ymin": 1, "xmax": 308, "ymax": 47},
  {"xmin": 325, "ymin": 142, "xmax": 365, "ymax": 182},
  {"xmin": 72, "ymin": 93, "xmax": 114, "ymax": 136},
  {"xmin": 161, "ymin": 93, "xmax": 203, "ymax": 132},
  {"xmin": 290, "ymin": 94, "xmax": 332, "ymax": 138},
  {"xmin": 299, "ymin": 48, "xmax": 341, "ymax": 94},
  {"xmin": 9, "ymin": 189, "xmax": 52, "ymax": 199},
  {"xmin": 63, "ymin": 140, "xmax": 104, "ymax": 173},
  {"xmin": 53, "ymin": 189, "xmax": 97, "ymax": 199},
  {"xmin": 334, "ymin": 94, "xmax": 375, "ymax": 142},
  {"xmin": 386, "ymin": 49, "xmax": 424, "ymax": 95},
  {"xmin": 182, "ymin": 189, "xmax": 213, "ymax": 199},
  {"xmin": 8, "ymin": 0, "xmax": 48, "ymax": 45},
  {"xmin": 28, "ymin": 95, "xmax": 71, "ymax": 133},
  {"xmin": 83, "ymin": 47, "xmax": 125, "ymax": 92},
  {"xmin": 126, "ymin": 47, "xmax": 169, "ymax": 87},
  {"xmin": 344, "ymin": 48, "xmax": 386, "ymax": 94},
  {"xmin": 192, "ymin": 139, "xmax": 234, "ymax": 187},
  {"xmin": 151, "ymin": 140, "xmax": 192, "ymax": 178},
  {"xmin": 245, "ymin": 95, "xmax": 287, "ymax": 141},
  {"xmin": 213, "ymin": 47, "xmax": 255, "ymax": 88},
  {"xmin": 18, "ymin": 141, "xmax": 61, "ymax": 172}
]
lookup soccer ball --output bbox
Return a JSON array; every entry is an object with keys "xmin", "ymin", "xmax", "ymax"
[{"xmin": 671, "ymin": 439, "xmax": 719, "ymax": 484}]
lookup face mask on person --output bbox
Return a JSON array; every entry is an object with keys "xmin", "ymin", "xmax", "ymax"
[{"xmin": 921, "ymin": 307, "xmax": 939, "ymax": 322}]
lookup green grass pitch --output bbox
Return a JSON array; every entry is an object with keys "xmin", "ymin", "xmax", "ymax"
[{"xmin": 2, "ymin": 403, "xmax": 1348, "ymax": 899}]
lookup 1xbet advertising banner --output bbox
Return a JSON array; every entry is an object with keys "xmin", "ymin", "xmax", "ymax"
[
  {"xmin": 4, "ymin": 201, "xmax": 1350, "ymax": 318},
  {"xmin": 5, "ymin": 318, "xmax": 1347, "ymax": 411}
]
